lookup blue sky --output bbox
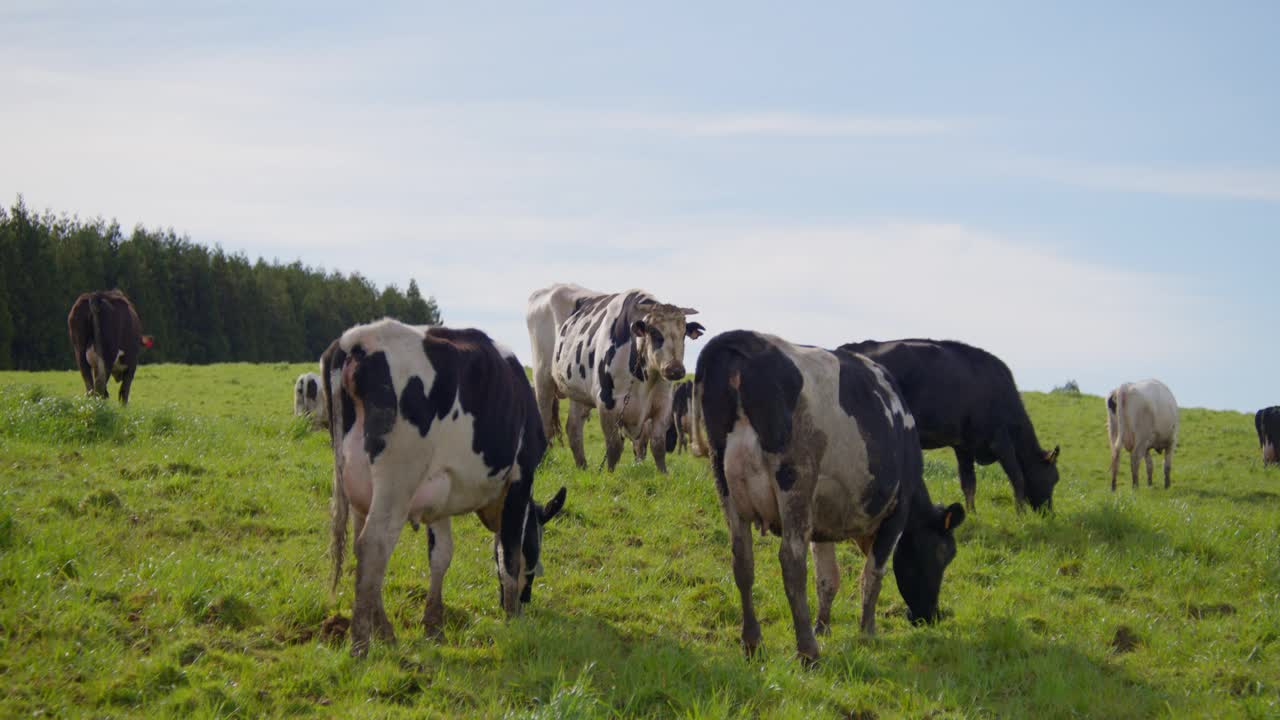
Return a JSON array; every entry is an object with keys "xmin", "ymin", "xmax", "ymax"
[{"xmin": 2, "ymin": 1, "xmax": 1277, "ymax": 411}]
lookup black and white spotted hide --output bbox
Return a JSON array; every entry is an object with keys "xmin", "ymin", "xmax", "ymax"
[
  {"xmin": 321, "ymin": 319, "xmax": 567, "ymax": 657},
  {"xmin": 696, "ymin": 330, "xmax": 965, "ymax": 663},
  {"xmin": 546, "ymin": 287, "xmax": 705, "ymax": 474}
]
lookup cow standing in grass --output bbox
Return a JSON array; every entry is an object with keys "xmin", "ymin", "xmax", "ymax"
[
  {"xmin": 838, "ymin": 339, "xmax": 1060, "ymax": 513},
  {"xmin": 694, "ymin": 330, "xmax": 965, "ymax": 663},
  {"xmin": 1258, "ymin": 407, "xmax": 1280, "ymax": 466},
  {"xmin": 526, "ymin": 283, "xmax": 605, "ymax": 444},
  {"xmin": 1107, "ymin": 379, "xmax": 1179, "ymax": 490},
  {"xmin": 67, "ymin": 289, "xmax": 154, "ymax": 406},
  {"xmin": 322, "ymin": 319, "xmax": 566, "ymax": 656},
  {"xmin": 529, "ymin": 285, "xmax": 704, "ymax": 473},
  {"xmin": 294, "ymin": 372, "xmax": 327, "ymax": 428}
]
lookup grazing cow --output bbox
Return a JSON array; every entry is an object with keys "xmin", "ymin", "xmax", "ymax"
[
  {"xmin": 294, "ymin": 372, "xmax": 327, "ymax": 427},
  {"xmin": 670, "ymin": 380, "xmax": 693, "ymax": 453},
  {"xmin": 322, "ymin": 319, "xmax": 567, "ymax": 656},
  {"xmin": 1107, "ymin": 379, "xmax": 1179, "ymax": 490},
  {"xmin": 1258, "ymin": 407, "xmax": 1280, "ymax": 466},
  {"xmin": 66, "ymin": 289, "xmax": 154, "ymax": 406},
  {"xmin": 534, "ymin": 286, "xmax": 704, "ymax": 473},
  {"xmin": 695, "ymin": 331, "xmax": 966, "ymax": 662},
  {"xmin": 837, "ymin": 339, "xmax": 1060, "ymax": 513},
  {"xmin": 526, "ymin": 283, "xmax": 605, "ymax": 444}
]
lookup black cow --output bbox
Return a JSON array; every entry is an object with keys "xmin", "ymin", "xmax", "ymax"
[
  {"xmin": 669, "ymin": 380, "xmax": 693, "ymax": 453},
  {"xmin": 322, "ymin": 319, "xmax": 567, "ymax": 656},
  {"xmin": 695, "ymin": 330, "xmax": 965, "ymax": 663},
  {"xmin": 839, "ymin": 339, "xmax": 1060, "ymax": 513},
  {"xmin": 66, "ymin": 289, "xmax": 154, "ymax": 405},
  {"xmin": 1258, "ymin": 407, "xmax": 1280, "ymax": 466}
]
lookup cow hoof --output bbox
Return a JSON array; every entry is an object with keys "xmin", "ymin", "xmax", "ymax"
[
  {"xmin": 814, "ymin": 621, "xmax": 831, "ymax": 636},
  {"xmin": 797, "ymin": 648, "xmax": 820, "ymax": 668},
  {"xmin": 350, "ymin": 639, "xmax": 369, "ymax": 658}
]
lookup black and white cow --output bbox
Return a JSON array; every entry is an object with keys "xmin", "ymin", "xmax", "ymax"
[
  {"xmin": 1258, "ymin": 406, "xmax": 1280, "ymax": 467},
  {"xmin": 838, "ymin": 339, "xmax": 1060, "ymax": 513},
  {"xmin": 294, "ymin": 371, "xmax": 327, "ymax": 428},
  {"xmin": 669, "ymin": 380, "xmax": 693, "ymax": 453},
  {"xmin": 695, "ymin": 331, "xmax": 966, "ymax": 663},
  {"xmin": 526, "ymin": 283, "xmax": 604, "ymax": 444},
  {"xmin": 321, "ymin": 319, "xmax": 567, "ymax": 656},
  {"xmin": 535, "ymin": 286, "xmax": 704, "ymax": 473}
]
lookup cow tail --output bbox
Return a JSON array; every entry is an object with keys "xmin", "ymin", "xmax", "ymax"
[
  {"xmin": 690, "ymin": 378, "xmax": 709, "ymax": 457},
  {"xmin": 322, "ymin": 346, "xmax": 349, "ymax": 598},
  {"xmin": 88, "ymin": 294, "xmax": 108, "ymax": 391}
]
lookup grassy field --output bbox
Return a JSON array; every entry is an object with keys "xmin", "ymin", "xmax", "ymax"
[{"xmin": 1, "ymin": 363, "xmax": 1277, "ymax": 718}]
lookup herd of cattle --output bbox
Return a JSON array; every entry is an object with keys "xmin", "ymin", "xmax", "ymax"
[{"xmin": 65, "ymin": 286, "xmax": 1279, "ymax": 661}]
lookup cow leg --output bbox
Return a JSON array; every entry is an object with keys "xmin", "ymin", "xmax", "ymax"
[
  {"xmin": 1163, "ymin": 445, "xmax": 1174, "ymax": 488},
  {"xmin": 713, "ymin": 452, "xmax": 761, "ymax": 656},
  {"xmin": 992, "ymin": 429, "xmax": 1028, "ymax": 513},
  {"xmin": 955, "ymin": 448, "xmax": 978, "ymax": 512},
  {"xmin": 422, "ymin": 519, "xmax": 453, "ymax": 640},
  {"xmin": 1130, "ymin": 441, "xmax": 1148, "ymax": 488},
  {"xmin": 649, "ymin": 419, "xmax": 669, "ymax": 474},
  {"xmin": 1110, "ymin": 443, "xmax": 1121, "ymax": 492},
  {"xmin": 74, "ymin": 350, "xmax": 95, "ymax": 395},
  {"xmin": 349, "ymin": 481, "xmax": 415, "ymax": 657},
  {"xmin": 566, "ymin": 401, "xmax": 590, "ymax": 469},
  {"xmin": 859, "ymin": 530, "xmax": 896, "ymax": 636},
  {"xmin": 633, "ymin": 420, "xmax": 649, "ymax": 462},
  {"xmin": 778, "ymin": 489, "xmax": 819, "ymax": 663},
  {"xmin": 534, "ymin": 371, "xmax": 560, "ymax": 445},
  {"xmin": 601, "ymin": 411, "xmax": 625, "ymax": 472},
  {"xmin": 118, "ymin": 364, "xmax": 137, "ymax": 406},
  {"xmin": 1144, "ymin": 449, "xmax": 1155, "ymax": 487},
  {"xmin": 812, "ymin": 541, "xmax": 839, "ymax": 636}
]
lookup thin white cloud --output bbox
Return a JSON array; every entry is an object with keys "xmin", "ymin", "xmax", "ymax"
[
  {"xmin": 1002, "ymin": 156, "xmax": 1280, "ymax": 203},
  {"xmin": 587, "ymin": 110, "xmax": 963, "ymax": 138}
]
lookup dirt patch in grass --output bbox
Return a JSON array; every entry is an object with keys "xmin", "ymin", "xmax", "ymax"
[
  {"xmin": 319, "ymin": 614, "xmax": 350, "ymax": 644},
  {"xmin": 1111, "ymin": 626, "xmax": 1141, "ymax": 654},
  {"xmin": 1186, "ymin": 602, "xmax": 1236, "ymax": 619}
]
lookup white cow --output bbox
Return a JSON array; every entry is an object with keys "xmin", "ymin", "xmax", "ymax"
[
  {"xmin": 526, "ymin": 283, "xmax": 604, "ymax": 444},
  {"xmin": 1107, "ymin": 379, "xmax": 1179, "ymax": 491},
  {"xmin": 294, "ymin": 372, "xmax": 327, "ymax": 428}
]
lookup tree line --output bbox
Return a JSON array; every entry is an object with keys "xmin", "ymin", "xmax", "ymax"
[{"xmin": 0, "ymin": 197, "xmax": 441, "ymax": 370}]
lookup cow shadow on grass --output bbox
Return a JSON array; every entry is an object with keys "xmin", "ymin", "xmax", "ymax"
[{"xmin": 818, "ymin": 614, "xmax": 1171, "ymax": 718}]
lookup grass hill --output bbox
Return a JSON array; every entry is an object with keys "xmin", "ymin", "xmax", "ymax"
[{"xmin": 1, "ymin": 364, "xmax": 1276, "ymax": 718}]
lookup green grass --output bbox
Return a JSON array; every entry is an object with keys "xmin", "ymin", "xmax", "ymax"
[{"xmin": 1, "ymin": 364, "xmax": 1277, "ymax": 718}]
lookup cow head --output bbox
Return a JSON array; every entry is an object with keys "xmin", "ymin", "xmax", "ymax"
[
  {"xmin": 1025, "ymin": 445, "xmax": 1060, "ymax": 512},
  {"xmin": 893, "ymin": 502, "xmax": 966, "ymax": 625},
  {"xmin": 517, "ymin": 486, "xmax": 568, "ymax": 604},
  {"xmin": 630, "ymin": 302, "xmax": 705, "ymax": 381}
]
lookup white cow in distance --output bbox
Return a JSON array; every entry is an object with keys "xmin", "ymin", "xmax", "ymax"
[{"xmin": 1107, "ymin": 379, "xmax": 1179, "ymax": 491}]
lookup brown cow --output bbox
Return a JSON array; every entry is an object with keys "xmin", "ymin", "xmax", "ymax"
[{"xmin": 67, "ymin": 290, "xmax": 154, "ymax": 405}]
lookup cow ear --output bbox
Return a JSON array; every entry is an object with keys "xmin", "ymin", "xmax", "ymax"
[
  {"xmin": 1044, "ymin": 445, "xmax": 1060, "ymax": 464},
  {"xmin": 631, "ymin": 320, "xmax": 647, "ymax": 338},
  {"xmin": 678, "ymin": 307, "xmax": 699, "ymax": 316},
  {"xmin": 540, "ymin": 486, "xmax": 567, "ymax": 523},
  {"xmin": 938, "ymin": 502, "xmax": 965, "ymax": 531},
  {"xmin": 685, "ymin": 322, "xmax": 705, "ymax": 339}
]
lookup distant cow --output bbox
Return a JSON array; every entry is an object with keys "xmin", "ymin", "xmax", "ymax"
[
  {"xmin": 66, "ymin": 289, "xmax": 154, "ymax": 406},
  {"xmin": 669, "ymin": 380, "xmax": 693, "ymax": 453},
  {"xmin": 294, "ymin": 372, "xmax": 327, "ymax": 428},
  {"xmin": 528, "ymin": 285, "xmax": 704, "ymax": 473},
  {"xmin": 322, "ymin": 319, "xmax": 567, "ymax": 656},
  {"xmin": 695, "ymin": 330, "xmax": 965, "ymax": 662},
  {"xmin": 1258, "ymin": 407, "xmax": 1280, "ymax": 466},
  {"xmin": 1107, "ymin": 379, "xmax": 1179, "ymax": 490},
  {"xmin": 838, "ymin": 339, "xmax": 1060, "ymax": 513}
]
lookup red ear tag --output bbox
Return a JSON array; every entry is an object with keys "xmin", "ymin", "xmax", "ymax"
[{"xmin": 943, "ymin": 512, "xmax": 952, "ymax": 530}]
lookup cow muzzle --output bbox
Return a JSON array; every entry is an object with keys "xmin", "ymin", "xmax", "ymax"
[{"xmin": 663, "ymin": 363, "xmax": 685, "ymax": 381}]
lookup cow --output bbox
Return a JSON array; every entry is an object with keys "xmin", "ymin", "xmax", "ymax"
[
  {"xmin": 526, "ymin": 283, "xmax": 605, "ymax": 444},
  {"xmin": 670, "ymin": 380, "xmax": 693, "ymax": 453},
  {"xmin": 1107, "ymin": 379, "xmax": 1179, "ymax": 490},
  {"xmin": 532, "ymin": 285, "xmax": 704, "ymax": 473},
  {"xmin": 1258, "ymin": 407, "xmax": 1280, "ymax": 466},
  {"xmin": 294, "ymin": 371, "xmax": 327, "ymax": 427},
  {"xmin": 694, "ymin": 330, "xmax": 966, "ymax": 663},
  {"xmin": 66, "ymin": 289, "xmax": 154, "ymax": 406},
  {"xmin": 836, "ymin": 339, "xmax": 1060, "ymax": 513},
  {"xmin": 321, "ymin": 319, "xmax": 568, "ymax": 656}
]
